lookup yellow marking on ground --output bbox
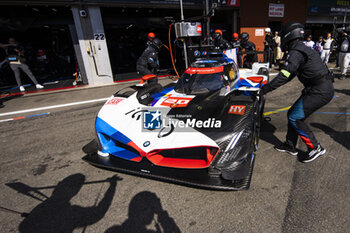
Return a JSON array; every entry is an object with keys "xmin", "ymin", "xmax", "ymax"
[{"xmin": 263, "ymin": 106, "xmax": 291, "ymax": 116}]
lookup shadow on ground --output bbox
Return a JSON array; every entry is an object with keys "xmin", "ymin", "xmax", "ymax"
[
  {"xmin": 260, "ymin": 118, "xmax": 307, "ymax": 161},
  {"xmin": 260, "ymin": 118, "xmax": 282, "ymax": 146},
  {"xmin": 311, "ymin": 123, "xmax": 350, "ymax": 150},
  {"xmin": 6, "ymin": 173, "xmax": 121, "ymax": 233},
  {"xmin": 334, "ymin": 88, "xmax": 350, "ymax": 96},
  {"xmin": 105, "ymin": 191, "xmax": 181, "ymax": 233},
  {"xmin": 0, "ymin": 92, "xmax": 23, "ymax": 107}
]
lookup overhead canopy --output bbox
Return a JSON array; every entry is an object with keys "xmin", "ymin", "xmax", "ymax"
[
  {"xmin": 308, "ymin": 0, "xmax": 350, "ymax": 16},
  {"xmin": 0, "ymin": 0, "xmax": 203, "ymax": 8}
]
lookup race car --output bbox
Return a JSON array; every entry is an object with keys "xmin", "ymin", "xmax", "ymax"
[{"xmin": 83, "ymin": 55, "xmax": 269, "ymax": 190}]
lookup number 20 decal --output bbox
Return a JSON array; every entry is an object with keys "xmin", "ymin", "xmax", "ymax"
[{"xmin": 160, "ymin": 97, "xmax": 193, "ymax": 108}]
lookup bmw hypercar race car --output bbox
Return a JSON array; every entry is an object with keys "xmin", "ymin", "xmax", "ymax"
[{"xmin": 83, "ymin": 55, "xmax": 269, "ymax": 190}]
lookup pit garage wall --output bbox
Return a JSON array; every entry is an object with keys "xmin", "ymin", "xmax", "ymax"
[
  {"xmin": 72, "ymin": 6, "xmax": 114, "ymax": 86},
  {"xmin": 240, "ymin": 0, "xmax": 307, "ymax": 61},
  {"xmin": 0, "ymin": 0, "xmax": 237, "ymax": 85}
]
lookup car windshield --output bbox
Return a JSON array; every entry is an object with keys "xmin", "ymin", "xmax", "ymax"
[{"xmin": 175, "ymin": 68, "xmax": 225, "ymax": 95}]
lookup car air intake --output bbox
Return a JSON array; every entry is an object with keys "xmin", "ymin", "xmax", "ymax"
[{"xmin": 146, "ymin": 146, "xmax": 219, "ymax": 169}]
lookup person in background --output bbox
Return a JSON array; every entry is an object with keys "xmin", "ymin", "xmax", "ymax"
[
  {"xmin": 212, "ymin": 29, "xmax": 232, "ymax": 51},
  {"xmin": 321, "ymin": 32, "xmax": 334, "ymax": 64},
  {"xmin": 315, "ymin": 36, "xmax": 324, "ymax": 55},
  {"xmin": 337, "ymin": 31, "xmax": 350, "ymax": 80},
  {"xmin": 304, "ymin": 35, "xmax": 315, "ymax": 49},
  {"xmin": 136, "ymin": 38, "xmax": 163, "ymax": 84},
  {"xmin": 146, "ymin": 32, "xmax": 156, "ymax": 46},
  {"xmin": 263, "ymin": 28, "xmax": 275, "ymax": 66},
  {"xmin": 273, "ymin": 31, "xmax": 283, "ymax": 66},
  {"xmin": 231, "ymin": 33, "xmax": 240, "ymax": 48},
  {"xmin": 148, "ymin": 32, "xmax": 155, "ymax": 41},
  {"xmin": 240, "ymin": 32, "xmax": 258, "ymax": 68},
  {"xmin": 4, "ymin": 37, "xmax": 43, "ymax": 92},
  {"xmin": 231, "ymin": 32, "xmax": 241, "ymax": 67}
]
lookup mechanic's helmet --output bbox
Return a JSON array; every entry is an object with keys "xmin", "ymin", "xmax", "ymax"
[
  {"xmin": 148, "ymin": 32, "xmax": 155, "ymax": 41},
  {"xmin": 213, "ymin": 29, "xmax": 223, "ymax": 41},
  {"xmin": 280, "ymin": 22, "xmax": 305, "ymax": 51},
  {"xmin": 307, "ymin": 34, "xmax": 312, "ymax": 40},
  {"xmin": 319, "ymin": 35, "xmax": 323, "ymax": 40},
  {"xmin": 232, "ymin": 33, "xmax": 239, "ymax": 41},
  {"xmin": 240, "ymin": 32, "xmax": 249, "ymax": 44},
  {"xmin": 215, "ymin": 29, "xmax": 223, "ymax": 36},
  {"xmin": 265, "ymin": 27, "xmax": 271, "ymax": 33},
  {"xmin": 150, "ymin": 38, "xmax": 162, "ymax": 51}
]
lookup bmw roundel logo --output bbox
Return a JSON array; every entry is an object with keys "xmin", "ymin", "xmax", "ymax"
[
  {"xmin": 143, "ymin": 141, "xmax": 150, "ymax": 147},
  {"xmin": 194, "ymin": 50, "xmax": 200, "ymax": 57}
]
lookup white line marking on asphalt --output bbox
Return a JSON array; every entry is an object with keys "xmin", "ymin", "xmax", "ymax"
[
  {"xmin": 43, "ymin": 81, "xmax": 59, "ymax": 85},
  {"xmin": 0, "ymin": 118, "xmax": 13, "ymax": 122},
  {"xmin": 0, "ymin": 98, "xmax": 109, "ymax": 117}
]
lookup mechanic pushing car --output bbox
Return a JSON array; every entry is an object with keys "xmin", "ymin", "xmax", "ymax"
[
  {"xmin": 240, "ymin": 32, "xmax": 258, "ymax": 68},
  {"xmin": 136, "ymin": 38, "xmax": 162, "ymax": 84},
  {"xmin": 212, "ymin": 29, "xmax": 232, "ymax": 51},
  {"xmin": 259, "ymin": 22, "xmax": 334, "ymax": 163}
]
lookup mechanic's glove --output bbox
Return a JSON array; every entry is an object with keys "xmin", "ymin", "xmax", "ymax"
[
  {"xmin": 258, "ymin": 84, "xmax": 273, "ymax": 97},
  {"xmin": 150, "ymin": 62, "xmax": 158, "ymax": 68},
  {"xmin": 148, "ymin": 57, "xmax": 158, "ymax": 68},
  {"xmin": 257, "ymin": 88, "xmax": 265, "ymax": 97}
]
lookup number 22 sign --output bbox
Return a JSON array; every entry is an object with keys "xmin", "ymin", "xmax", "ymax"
[{"xmin": 94, "ymin": 33, "xmax": 105, "ymax": 40}]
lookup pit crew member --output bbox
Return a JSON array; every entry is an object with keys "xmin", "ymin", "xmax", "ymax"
[
  {"xmin": 212, "ymin": 29, "xmax": 232, "ymax": 51},
  {"xmin": 259, "ymin": 22, "xmax": 334, "ymax": 163},
  {"xmin": 136, "ymin": 38, "xmax": 162, "ymax": 84},
  {"xmin": 232, "ymin": 32, "xmax": 242, "ymax": 67},
  {"xmin": 240, "ymin": 32, "xmax": 258, "ymax": 68}
]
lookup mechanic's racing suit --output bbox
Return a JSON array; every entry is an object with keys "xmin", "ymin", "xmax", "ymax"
[
  {"xmin": 136, "ymin": 46, "xmax": 159, "ymax": 83},
  {"xmin": 264, "ymin": 33, "xmax": 275, "ymax": 65},
  {"xmin": 232, "ymin": 40, "xmax": 242, "ymax": 67},
  {"xmin": 260, "ymin": 40, "xmax": 334, "ymax": 149},
  {"xmin": 240, "ymin": 41, "xmax": 258, "ymax": 68},
  {"xmin": 214, "ymin": 38, "xmax": 232, "ymax": 52}
]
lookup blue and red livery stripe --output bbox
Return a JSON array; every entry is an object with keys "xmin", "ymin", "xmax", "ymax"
[{"xmin": 0, "ymin": 112, "xmax": 50, "ymax": 123}]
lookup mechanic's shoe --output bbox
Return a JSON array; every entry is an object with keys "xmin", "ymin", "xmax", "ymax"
[
  {"xmin": 274, "ymin": 142, "xmax": 298, "ymax": 156},
  {"xmin": 36, "ymin": 84, "xmax": 44, "ymax": 89},
  {"xmin": 339, "ymin": 75, "xmax": 346, "ymax": 80},
  {"xmin": 19, "ymin": 86, "xmax": 25, "ymax": 92},
  {"xmin": 302, "ymin": 145, "xmax": 326, "ymax": 163}
]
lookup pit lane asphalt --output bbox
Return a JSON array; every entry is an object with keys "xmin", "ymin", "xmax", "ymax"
[{"xmin": 0, "ymin": 76, "xmax": 349, "ymax": 233}]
